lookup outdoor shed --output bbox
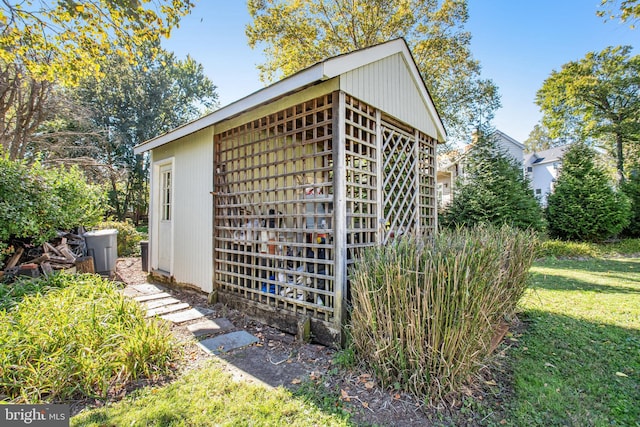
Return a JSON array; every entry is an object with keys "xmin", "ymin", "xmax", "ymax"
[{"xmin": 134, "ymin": 38, "xmax": 446, "ymax": 346}]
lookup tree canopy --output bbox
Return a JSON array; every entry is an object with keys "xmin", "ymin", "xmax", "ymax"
[
  {"xmin": 53, "ymin": 44, "xmax": 218, "ymax": 220},
  {"xmin": 246, "ymin": 0, "xmax": 500, "ymax": 141},
  {"xmin": 0, "ymin": 0, "xmax": 194, "ymax": 85},
  {"xmin": 598, "ymin": 0, "xmax": 640, "ymax": 26},
  {"xmin": 536, "ymin": 45, "xmax": 640, "ymax": 183}
]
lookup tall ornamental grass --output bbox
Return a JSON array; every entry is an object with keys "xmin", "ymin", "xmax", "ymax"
[
  {"xmin": 0, "ymin": 273, "xmax": 176, "ymax": 403},
  {"xmin": 349, "ymin": 225, "xmax": 538, "ymax": 402}
]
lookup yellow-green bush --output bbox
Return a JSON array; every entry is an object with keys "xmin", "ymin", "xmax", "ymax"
[
  {"xmin": 349, "ymin": 225, "xmax": 538, "ymax": 402},
  {"xmin": 0, "ymin": 273, "xmax": 176, "ymax": 403}
]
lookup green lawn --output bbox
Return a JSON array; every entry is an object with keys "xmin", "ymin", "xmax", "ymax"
[
  {"xmin": 70, "ymin": 257, "xmax": 640, "ymax": 426},
  {"xmin": 505, "ymin": 257, "xmax": 640, "ymax": 426},
  {"xmin": 71, "ymin": 359, "xmax": 351, "ymax": 427}
]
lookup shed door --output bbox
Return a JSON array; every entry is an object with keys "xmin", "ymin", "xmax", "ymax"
[{"xmin": 157, "ymin": 163, "xmax": 173, "ymax": 273}]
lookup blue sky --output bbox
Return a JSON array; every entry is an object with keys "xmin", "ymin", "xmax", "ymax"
[{"xmin": 162, "ymin": 0, "xmax": 637, "ymax": 144}]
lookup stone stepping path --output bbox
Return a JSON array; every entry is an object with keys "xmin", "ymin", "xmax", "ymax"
[
  {"xmin": 198, "ymin": 331, "xmax": 260, "ymax": 355},
  {"xmin": 145, "ymin": 302, "xmax": 190, "ymax": 317},
  {"xmin": 187, "ymin": 318, "xmax": 234, "ymax": 337},
  {"xmin": 134, "ymin": 292, "xmax": 172, "ymax": 302},
  {"xmin": 143, "ymin": 297, "xmax": 181, "ymax": 309},
  {"xmin": 125, "ymin": 282, "xmax": 259, "ymax": 354},
  {"xmin": 160, "ymin": 307, "xmax": 211, "ymax": 324}
]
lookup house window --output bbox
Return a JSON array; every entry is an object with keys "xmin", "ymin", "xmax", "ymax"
[
  {"xmin": 553, "ymin": 162, "xmax": 559, "ymax": 170},
  {"xmin": 527, "ymin": 166, "xmax": 533, "ymax": 173},
  {"xmin": 535, "ymin": 189, "xmax": 542, "ymax": 195},
  {"xmin": 161, "ymin": 169, "xmax": 172, "ymax": 221}
]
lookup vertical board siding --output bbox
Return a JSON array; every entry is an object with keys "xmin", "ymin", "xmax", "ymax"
[
  {"xmin": 340, "ymin": 53, "xmax": 438, "ymax": 139},
  {"xmin": 153, "ymin": 129, "xmax": 214, "ymax": 292}
]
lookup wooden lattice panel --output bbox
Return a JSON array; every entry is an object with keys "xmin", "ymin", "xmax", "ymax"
[
  {"xmin": 214, "ymin": 94, "xmax": 335, "ymax": 321},
  {"xmin": 344, "ymin": 96, "xmax": 378, "ymax": 262},
  {"xmin": 418, "ymin": 132, "xmax": 437, "ymax": 234},
  {"xmin": 381, "ymin": 120, "xmax": 420, "ymax": 243}
]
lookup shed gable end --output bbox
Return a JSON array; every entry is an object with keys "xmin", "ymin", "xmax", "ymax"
[{"xmin": 339, "ymin": 52, "xmax": 438, "ymax": 139}]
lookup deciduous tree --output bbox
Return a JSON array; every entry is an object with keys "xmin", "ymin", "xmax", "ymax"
[
  {"xmin": 246, "ymin": 0, "xmax": 500, "ymax": 141},
  {"xmin": 0, "ymin": 0, "xmax": 195, "ymax": 160},
  {"xmin": 536, "ymin": 45, "xmax": 640, "ymax": 184},
  {"xmin": 65, "ymin": 45, "xmax": 218, "ymax": 221}
]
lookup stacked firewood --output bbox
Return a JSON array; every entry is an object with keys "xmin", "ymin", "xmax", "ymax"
[{"xmin": 1, "ymin": 232, "xmax": 94, "ymax": 281}]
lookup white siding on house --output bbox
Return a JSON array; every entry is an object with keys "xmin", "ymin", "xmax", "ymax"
[
  {"xmin": 340, "ymin": 53, "xmax": 438, "ymax": 139},
  {"xmin": 151, "ymin": 128, "xmax": 214, "ymax": 292}
]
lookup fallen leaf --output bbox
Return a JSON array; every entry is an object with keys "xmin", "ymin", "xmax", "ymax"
[
  {"xmin": 615, "ymin": 372, "xmax": 628, "ymax": 377},
  {"xmin": 393, "ymin": 393, "xmax": 401, "ymax": 400},
  {"xmin": 500, "ymin": 419, "xmax": 507, "ymax": 425},
  {"xmin": 485, "ymin": 380, "xmax": 498, "ymax": 386},
  {"xmin": 362, "ymin": 401, "xmax": 369, "ymax": 408},
  {"xmin": 544, "ymin": 362, "xmax": 556, "ymax": 368},
  {"xmin": 291, "ymin": 378, "xmax": 301, "ymax": 384},
  {"xmin": 340, "ymin": 389, "xmax": 351, "ymax": 402},
  {"xmin": 365, "ymin": 381, "xmax": 375, "ymax": 389}
]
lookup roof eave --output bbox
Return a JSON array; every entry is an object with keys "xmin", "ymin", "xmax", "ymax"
[{"xmin": 133, "ymin": 64, "xmax": 326, "ymax": 154}]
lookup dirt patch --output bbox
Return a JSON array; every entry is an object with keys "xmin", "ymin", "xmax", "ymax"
[{"xmin": 110, "ymin": 257, "xmax": 513, "ymax": 426}]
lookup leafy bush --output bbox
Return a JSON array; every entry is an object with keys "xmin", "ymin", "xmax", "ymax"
[
  {"xmin": 546, "ymin": 142, "xmax": 630, "ymax": 241},
  {"xmin": 440, "ymin": 130, "xmax": 544, "ymax": 231},
  {"xmin": 0, "ymin": 155, "xmax": 106, "ymax": 248},
  {"xmin": 0, "ymin": 273, "xmax": 176, "ymax": 403},
  {"xmin": 539, "ymin": 238, "xmax": 640, "ymax": 258},
  {"xmin": 93, "ymin": 220, "xmax": 143, "ymax": 256},
  {"xmin": 349, "ymin": 225, "xmax": 538, "ymax": 401},
  {"xmin": 538, "ymin": 239, "xmax": 599, "ymax": 258}
]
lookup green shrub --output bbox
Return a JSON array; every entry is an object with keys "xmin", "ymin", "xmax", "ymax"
[
  {"xmin": 0, "ymin": 155, "xmax": 106, "ymax": 267},
  {"xmin": 0, "ymin": 273, "xmax": 176, "ymax": 403},
  {"xmin": 538, "ymin": 238, "xmax": 640, "ymax": 258},
  {"xmin": 349, "ymin": 225, "xmax": 538, "ymax": 401},
  {"xmin": 621, "ymin": 168, "xmax": 640, "ymax": 237},
  {"xmin": 538, "ymin": 239, "xmax": 600, "ymax": 258},
  {"xmin": 546, "ymin": 142, "xmax": 631, "ymax": 241},
  {"xmin": 94, "ymin": 220, "xmax": 143, "ymax": 256},
  {"xmin": 440, "ymin": 129, "xmax": 544, "ymax": 231}
]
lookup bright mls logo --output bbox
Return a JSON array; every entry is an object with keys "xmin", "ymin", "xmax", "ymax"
[{"xmin": 2, "ymin": 405, "xmax": 69, "ymax": 426}]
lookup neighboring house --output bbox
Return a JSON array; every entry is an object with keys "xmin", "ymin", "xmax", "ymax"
[
  {"xmin": 524, "ymin": 145, "xmax": 569, "ymax": 206},
  {"xmin": 437, "ymin": 130, "xmax": 525, "ymax": 208},
  {"xmin": 133, "ymin": 39, "xmax": 446, "ymax": 346}
]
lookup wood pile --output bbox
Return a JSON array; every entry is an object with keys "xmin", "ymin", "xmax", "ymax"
[{"xmin": 1, "ymin": 232, "xmax": 94, "ymax": 282}]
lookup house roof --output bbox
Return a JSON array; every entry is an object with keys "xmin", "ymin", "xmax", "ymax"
[
  {"xmin": 493, "ymin": 130, "xmax": 525, "ymax": 150},
  {"xmin": 524, "ymin": 145, "xmax": 570, "ymax": 166},
  {"xmin": 134, "ymin": 38, "xmax": 446, "ymax": 155}
]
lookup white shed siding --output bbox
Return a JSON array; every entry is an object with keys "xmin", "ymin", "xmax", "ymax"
[
  {"xmin": 152, "ymin": 128, "xmax": 214, "ymax": 292},
  {"xmin": 340, "ymin": 53, "xmax": 438, "ymax": 138}
]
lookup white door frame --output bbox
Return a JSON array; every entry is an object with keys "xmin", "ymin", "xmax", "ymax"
[{"xmin": 151, "ymin": 158, "xmax": 175, "ymax": 274}]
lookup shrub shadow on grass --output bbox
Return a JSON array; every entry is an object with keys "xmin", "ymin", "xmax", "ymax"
[
  {"xmin": 505, "ymin": 309, "xmax": 640, "ymax": 426},
  {"xmin": 529, "ymin": 259, "xmax": 640, "ymax": 294}
]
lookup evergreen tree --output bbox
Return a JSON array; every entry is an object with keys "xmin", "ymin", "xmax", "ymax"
[
  {"xmin": 621, "ymin": 165, "xmax": 640, "ymax": 237},
  {"xmin": 546, "ymin": 143, "xmax": 630, "ymax": 241},
  {"xmin": 440, "ymin": 131, "xmax": 544, "ymax": 231}
]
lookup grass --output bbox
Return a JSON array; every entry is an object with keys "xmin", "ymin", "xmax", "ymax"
[
  {"xmin": 71, "ymin": 359, "xmax": 351, "ymax": 427},
  {"xmin": 0, "ymin": 273, "xmax": 176, "ymax": 403},
  {"xmin": 349, "ymin": 225, "xmax": 538, "ymax": 401},
  {"xmin": 69, "ymin": 243, "xmax": 639, "ymax": 426},
  {"xmin": 503, "ymin": 257, "xmax": 640, "ymax": 426}
]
